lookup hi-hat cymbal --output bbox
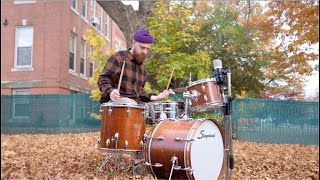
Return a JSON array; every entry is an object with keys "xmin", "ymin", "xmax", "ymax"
[{"xmin": 172, "ymin": 87, "xmax": 186, "ymax": 93}]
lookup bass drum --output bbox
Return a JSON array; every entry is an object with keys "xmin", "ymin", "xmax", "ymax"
[{"xmin": 145, "ymin": 119, "xmax": 226, "ymax": 180}]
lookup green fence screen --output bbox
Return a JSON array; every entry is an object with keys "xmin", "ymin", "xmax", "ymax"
[
  {"xmin": 1, "ymin": 94, "xmax": 101, "ymax": 134},
  {"xmin": 233, "ymin": 98, "xmax": 319, "ymax": 145},
  {"xmin": 1, "ymin": 94, "xmax": 319, "ymax": 145}
]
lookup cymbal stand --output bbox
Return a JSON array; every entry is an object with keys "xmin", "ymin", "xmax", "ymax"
[{"xmin": 223, "ymin": 71, "xmax": 234, "ymax": 180}]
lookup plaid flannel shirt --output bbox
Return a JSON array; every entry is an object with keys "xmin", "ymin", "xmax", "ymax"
[{"xmin": 98, "ymin": 49, "xmax": 152, "ymax": 104}]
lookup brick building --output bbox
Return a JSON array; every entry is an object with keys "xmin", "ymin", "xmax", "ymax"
[{"xmin": 1, "ymin": 0, "xmax": 127, "ymax": 95}]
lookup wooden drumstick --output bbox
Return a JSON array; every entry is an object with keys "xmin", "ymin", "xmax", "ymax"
[
  {"xmin": 166, "ymin": 66, "xmax": 175, "ymax": 90},
  {"xmin": 117, "ymin": 61, "xmax": 126, "ymax": 92}
]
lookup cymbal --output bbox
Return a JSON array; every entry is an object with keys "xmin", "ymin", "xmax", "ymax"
[{"xmin": 171, "ymin": 87, "xmax": 186, "ymax": 93}]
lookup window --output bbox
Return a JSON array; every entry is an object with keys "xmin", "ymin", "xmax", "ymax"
[
  {"xmin": 89, "ymin": 62, "xmax": 94, "ymax": 78},
  {"xmin": 69, "ymin": 34, "xmax": 76, "ymax": 72},
  {"xmin": 71, "ymin": 0, "xmax": 77, "ymax": 10},
  {"xmin": 89, "ymin": 46, "xmax": 94, "ymax": 78},
  {"xmin": 80, "ymin": 40, "xmax": 86, "ymax": 75},
  {"xmin": 90, "ymin": 0, "xmax": 95, "ymax": 18},
  {"xmin": 99, "ymin": 7, "xmax": 103, "ymax": 31},
  {"xmin": 104, "ymin": 13, "xmax": 110, "ymax": 39},
  {"xmin": 81, "ymin": 0, "xmax": 87, "ymax": 18},
  {"xmin": 15, "ymin": 27, "xmax": 34, "ymax": 68},
  {"xmin": 115, "ymin": 41, "xmax": 120, "ymax": 52},
  {"xmin": 12, "ymin": 89, "xmax": 30, "ymax": 120}
]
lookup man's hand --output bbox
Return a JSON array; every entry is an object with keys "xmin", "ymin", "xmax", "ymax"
[
  {"xmin": 151, "ymin": 89, "xmax": 170, "ymax": 101},
  {"xmin": 110, "ymin": 89, "xmax": 120, "ymax": 101}
]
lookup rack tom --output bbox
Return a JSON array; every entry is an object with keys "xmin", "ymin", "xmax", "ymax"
[{"xmin": 187, "ymin": 78, "xmax": 223, "ymax": 112}]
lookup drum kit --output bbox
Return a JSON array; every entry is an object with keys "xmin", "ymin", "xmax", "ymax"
[{"xmin": 96, "ymin": 60, "xmax": 235, "ymax": 180}]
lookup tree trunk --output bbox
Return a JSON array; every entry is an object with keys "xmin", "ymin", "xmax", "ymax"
[{"xmin": 97, "ymin": 1, "xmax": 155, "ymax": 48}]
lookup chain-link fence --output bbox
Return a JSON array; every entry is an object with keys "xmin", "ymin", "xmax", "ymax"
[
  {"xmin": 1, "ymin": 94, "xmax": 319, "ymax": 145},
  {"xmin": 1, "ymin": 94, "xmax": 101, "ymax": 134},
  {"xmin": 233, "ymin": 98, "xmax": 319, "ymax": 145}
]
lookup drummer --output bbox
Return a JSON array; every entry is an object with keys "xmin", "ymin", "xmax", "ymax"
[
  {"xmin": 97, "ymin": 28, "xmax": 169, "ymax": 175},
  {"xmin": 97, "ymin": 27, "xmax": 169, "ymax": 104}
]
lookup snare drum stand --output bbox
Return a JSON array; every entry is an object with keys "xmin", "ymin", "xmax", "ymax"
[
  {"xmin": 182, "ymin": 91, "xmax": 197, "ymax": 119},
  {"xmin": 223, "ymin": 71, "xmax": 235, "ymax": 180}
]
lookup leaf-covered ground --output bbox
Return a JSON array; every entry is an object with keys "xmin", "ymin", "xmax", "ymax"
[{"xmin": 1, "ymin": 132, "xmax": 318, "ymax": 180}]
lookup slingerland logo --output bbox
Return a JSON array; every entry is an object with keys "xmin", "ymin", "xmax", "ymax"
[{"xmin": 197, "ymin": 130, "xmax": 215, "ymax": 139}]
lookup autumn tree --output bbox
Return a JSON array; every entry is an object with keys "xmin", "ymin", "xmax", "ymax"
[
  {"xmin": 191, "ymin": 3, "xmax": 267, "ymax": 97},
  {"xmin": 85, "ymin": 29, "xmax": 115, "ymax": 119},
  {"xmin": 145, "ymin": 1, "xmax": 211, "ymax": 91},
  {"xmin": 256, "ymin": 1, "xmax": 319, "ymax": 95}
]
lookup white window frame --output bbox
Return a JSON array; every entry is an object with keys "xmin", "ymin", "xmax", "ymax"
[
  {"xmin": 81, "ymin": 0, "xmax": 87, "ymax": 18},
  {"xmin": 69, "ymin": 34, "xmax": 77, "ymax": 74},
  {"xmin": 71, "ymin": 0, "xmax": 77, "ymax": 11},
  {"xmin": 90, "ymin": 0, "xmax": 96, "ymax": 18},
  {"xmin": 80, "ymin": 40, "xmax": 87, "ymax": 78},
  {"xmin": 115, "ymin": 41, "xmax": 120, "ymax": 52},
  {"xmin": 12, "ymin": 89, "xmax": 30, "ymax": 120},
  {"xmin": 89, "ymin": 46, "xmax": 95, "ymax": 78},
  {"xmin": 104, "ymin": 13, "xmax": 110, "ymax": 40},
  {"xmin": 99, "ymin": 7, "xmax": 103, "ymax": 32},
  {"xmin": 14, "ymin": 0, "xmax": 36, "ymax": 4},
  {"xmin": 14, "ymin": 26, "xmax": 34, "ymax": 70}
]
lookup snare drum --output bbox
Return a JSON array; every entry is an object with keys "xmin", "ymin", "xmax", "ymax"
[
  {"xmin": 187, "ymin": 78, "xmax": 223, "ymax": 112},
  {"xmin": 99, "ymin": 102, "xmax": 148, "ymax": 152},
  {"xmin": 148, "ymin": 102, "xmax": 185, "ymax": 123},
  {"xmin": 145, "ymin": 118, "xmax": 226, "ymax": 180}
]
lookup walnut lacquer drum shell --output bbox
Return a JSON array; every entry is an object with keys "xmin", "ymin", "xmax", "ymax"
[
  {"xmin": 99, "ymin": 103, "xmax": 146, "ymax": 151},
  {"xmin": 145, "ymin": 119, "xmax": 226, "ymax": 180},
  {"xmin": 187, "ymin": 78, "xmax": 223, "ymax": 112}
]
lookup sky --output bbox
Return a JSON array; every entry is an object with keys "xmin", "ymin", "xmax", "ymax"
[
  {"xmin": 121, "ymin": 1, "xmax": 319, "ymax": 98},
  {"xmin": 121, "ymin": 1, "xmax": 139, "ymax": 10}
]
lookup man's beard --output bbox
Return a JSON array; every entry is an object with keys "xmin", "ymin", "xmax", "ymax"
[{"xmin": 133, "ymin": 48, "xmax": 145, "ymax": 65}]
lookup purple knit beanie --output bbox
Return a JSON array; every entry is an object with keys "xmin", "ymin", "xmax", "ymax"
[{"xmin": 133, "ymin": 28, "xmax": 154, "ymax": 44}]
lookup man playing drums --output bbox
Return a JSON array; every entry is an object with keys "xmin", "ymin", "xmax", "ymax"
[
  {"xmin": 97, "ymin": 28, "xmax": 169, "ymax": 175},
  {"xmin": 98, "ymin": 28, "xmax": 169, "ymax": 104}
]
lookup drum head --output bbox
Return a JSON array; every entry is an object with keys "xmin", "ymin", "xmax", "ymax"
[
  {"xmin": 190, "ymin": 120, "xmax": 224, "ymax": 179},
  {"xmin": 112, "ymin": 97, "xmax": 137, "ymax": 104}
]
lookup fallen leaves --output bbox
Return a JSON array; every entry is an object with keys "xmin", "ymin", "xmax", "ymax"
[{"xmin": 1, "ymin": 132, "xmax": 318, "ymax": 180}]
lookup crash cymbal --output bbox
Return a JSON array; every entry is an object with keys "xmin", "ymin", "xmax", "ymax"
[{"xmin": 172, "ymin": 87, "xmax": 186, "ymax": 93}]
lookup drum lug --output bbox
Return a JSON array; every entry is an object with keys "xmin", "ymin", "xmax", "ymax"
[
  {"xmin": 175, "ymin": 137, "xmax": 194, "ymax": 142},
  {"xmin": 112, "ymin": 133, "xmax": 119, "ymax": 142},
  {"xmin": 125, "ymin": 140, "xmax": 128, "ymax": 149},
  {"xmin": 204, "ymin": 95, "xmax": 208, "ymax": 103},
  {"xmin": 127, "ymin": 108, "xmax": 130, "ymax": 117},
  {"xmin": 97, "ymin": 137, "xmax": 101, "ymax": 144},
  {"xmin": 145, "ymin": 162, "xmax": 163, "ymax": 167},
  {"xmin": 106, "ymin": 139, "xmax": 110, "ymax": 147},
  {"xmin": 190, "ymin": 90, "xmax": 200, "ymax": 101},
  {"xmin": 108, "ymin": 108, "xmax": 112, "ymax": 116},
  {"xmin": 155, "ymin": 136, "xmax": 164, "ymax": 140},
  {"xmin": 143, "ymin": 134, "xmax": 149, "ymax": 142},
  {"xmin": 201, "ymin": 84, "xmax": 205, "ymax": 92},
  {"xmin": 143, "ymin": 111, "xmax": 148, "ymax": 118},
  {"xmin": 112, "ymin": 133, "xmax": 119, "ymax": 149},
  {"xmin": 174, "ymin": 166, "xmax": 194, "ymax": 172},
  {"xmin": 140, "ymin": 140, "xmax": 144, "ymax": 148}
]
